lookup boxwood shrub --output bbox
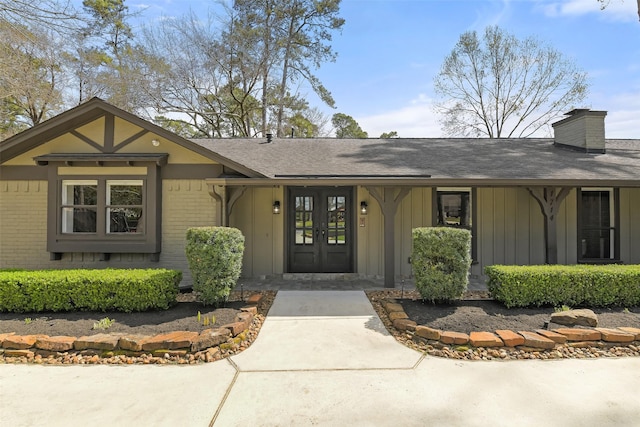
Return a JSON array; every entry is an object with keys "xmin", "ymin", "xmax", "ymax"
[
  {"xmin": 186, "ymin": 226, "xmax": 245, "ymax": 306},
  {"xmin": 412, "ymin": 227, "xmax": 472, "ymax": 303},
  {"xmin": 485, "ymin": 264, "xmax": 640, "ymax": 308},
  {"xmin": 0, "ymin": 269, "xmax": 181, "ymax": 313}
]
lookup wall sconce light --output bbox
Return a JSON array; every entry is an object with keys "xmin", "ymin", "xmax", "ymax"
[
  {"xmin": 272, "ymin": 201, "xmax": 281, "ymax": 214},
  {"xmin": 360, "ymin": 201, "xmax": 368, "ymax": 215},
  {"xmin": 151, "ymin": 139, "xmax": 160, "ymax": 147}
]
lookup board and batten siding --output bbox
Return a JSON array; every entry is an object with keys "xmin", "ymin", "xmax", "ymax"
[
  {"xmin": 355, "ymin": 187, "xmax": 432, "ymax": 280},
  {"xmin": 620, "ymin": 187, "xmax": 640, "ymax": 264},
  {"xmin": 357, "ymin": 187, "xmax": 585, "ymax": 282},
  {"xmin": 230, "ymin": 187, "xmax": 284, "ymax": 278},
  {"xmin": 475, "ymin": 187, "xmax": 573, "ymax": 270}
]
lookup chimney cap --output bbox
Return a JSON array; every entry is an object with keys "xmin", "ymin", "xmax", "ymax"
[
  {"xmin": 552, "ymin": 109, "xmax": 607, "ymax": 128},
  {"xmin": 564, "ymin": 108, "xmax": 591, "ymax": 116}
]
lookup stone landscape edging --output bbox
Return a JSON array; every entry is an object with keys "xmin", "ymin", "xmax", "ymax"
[
  {"xmin": 0, "ymin": 295, "xmax": 264, "ymax": 365},
  {"xmin": 380, "ymin": 298, "xmax": 640, "ymax": 360}
]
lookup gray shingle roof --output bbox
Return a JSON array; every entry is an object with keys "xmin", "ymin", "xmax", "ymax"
[{"xmin": 191, "ymin": 137, "xmax": 640, "ymax": 183}]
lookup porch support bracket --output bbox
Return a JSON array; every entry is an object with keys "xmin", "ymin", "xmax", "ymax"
[
  {"xmin": 527, "ymin": 186, "xmax": 571, "ymax": 265},
  {"xmin": 365, "ymin": 186, "xmax": 411, "ymax": 288},
  {"xmin": 227, "ymin": 186, "xmax": 247, "ymax": 218},
  {"xmin": 207, "ymin": 184, "xmax": 247, "ymax": 227}
]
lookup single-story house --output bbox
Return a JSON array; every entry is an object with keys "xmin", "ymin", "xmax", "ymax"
[{"xmin": 1, "ymin": 98, "xmax": 638, "ymax": 287}]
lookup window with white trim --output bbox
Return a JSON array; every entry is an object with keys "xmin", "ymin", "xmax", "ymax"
[
  {"xmin": 61, "ymin": 180, "xmax": 144, "ymax": 235},
  {"xmin": 61, "ymin": 180, "xmax": 98, "ymax": 233},
  {"xmin": 106, "ymin": 180, "xmax": 144, "ymax": 234}
]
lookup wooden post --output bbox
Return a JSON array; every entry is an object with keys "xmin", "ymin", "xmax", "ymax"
[
  {"xmin": 366, "ymin": 186, "xmax": 410, "ymax": 288},
  {"xmin": 527, "ymin": 187, "xmax": 571, "ymax": 264}
]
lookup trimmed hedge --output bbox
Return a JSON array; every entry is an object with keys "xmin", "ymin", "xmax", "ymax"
[
  {"xmin": 485, "ymin": 264, "xmax": 640, "ymax": 308},
  {"xmin": 186, "ymin": 226, "xmax": 245, "ymax": 306},
  {"xmin": 0, "ymin": 269, "xmax": 182, "ymax": 313},
  {"xmin": 412, "ymin": 227, "xmax": 472, "ymax": 303}
]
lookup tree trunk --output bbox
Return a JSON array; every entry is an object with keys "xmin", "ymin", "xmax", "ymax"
[{"xmin": 275, "ymin": 10, "xmax": 297, "ymax": 138}]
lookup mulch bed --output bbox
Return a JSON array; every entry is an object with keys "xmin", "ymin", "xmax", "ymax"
[
  {"xmin": 368, "ymin": 290, "xmax": 640, "ymax": 334},
  {"xmin": 0, "ymin": 290, "xmax": 276, "ymax": 338}
]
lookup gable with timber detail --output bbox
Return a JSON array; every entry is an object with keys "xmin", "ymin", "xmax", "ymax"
[{"xmin": 3, "ymin": 114, "xmax": 217, "ymax": 166}]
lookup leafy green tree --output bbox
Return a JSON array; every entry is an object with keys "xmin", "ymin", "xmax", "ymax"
[
  {"xmin": 153, "ymin": 116, "xmax": 199, "ymax": 139},
  {"xmin": 142, "ymin": 11, "xmax": 264, "ymax": 137},
  {"xmin": 380, "ymin": 131, "xmax": 399, "ymax": 138},
  {"xmin": 434, "ymin": 26, "xmax": 588, "ymax": 138},
  {"xmin": 233, "ymin": 0, "xmax": 345, "ymax": 137},
  {"xmin": 72, "ymin": 0, "xmax": 156, "ymax": 113},
  {"xmin": 285, "ymin": 113, "xmax": 317, "ymax": 137},
  {"xmin": 142, "ymin": 5, "xmax": 332, "ymax": 138},
  {"xmin": 0, "ymin": 101, "xmax": 28, "ymax": 141},
  {"xmin": 332, "ymin": 113, "xmax": 368, "ymax": 138}
]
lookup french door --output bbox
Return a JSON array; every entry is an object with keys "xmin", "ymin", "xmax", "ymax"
[{"xmin": 288, "ymin": 187, "xmax": 353, "ymax": 273}]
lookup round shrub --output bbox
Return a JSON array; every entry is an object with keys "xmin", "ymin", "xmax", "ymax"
[
  {"xmin": 412, "ymin": 227, "xmax": 472, "ymax": 303},
  {"xmin": 186, "ymin": 226, "xmax": 245, "ymax": 306}
]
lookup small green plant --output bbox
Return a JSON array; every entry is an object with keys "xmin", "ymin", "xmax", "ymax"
[
  {"xmin": 196, "ymin": 311, "xmax": 216, "ymax": 326},
  {"xmin": 24, "ymin": 317, "xmax": 32, "ymax": 324},
  {"xmin": 554, "ymin": 305, "xmax": 572, "ymax": 313},
  {"xmin": 623, "ymin": 308, "xmax": 630, "ymax": 314},
  {"xmin": 92, "ymin": 317, "xmax": 115, "ymax": 330}
]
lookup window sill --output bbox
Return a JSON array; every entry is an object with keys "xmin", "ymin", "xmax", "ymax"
[
  {"xmin": 50, "ymin": 252, "xmax": 160, "ymax": 262},
  {"xmin": 49, "ymin": 238, "xmax": 160, "ymax": 255}
]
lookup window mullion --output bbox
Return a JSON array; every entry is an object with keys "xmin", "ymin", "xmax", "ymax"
[{"xmin": 97, "ymin": 179, "xmax": 107, "ymax": 237}]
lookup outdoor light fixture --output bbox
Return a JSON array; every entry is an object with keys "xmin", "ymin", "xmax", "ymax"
[
  {"xmin": 272, "ymin": 201, "xmax": 281, "ymax": 214},
  {"xmin": 151, "ymin": 139, "xmax": 160, "ymax": 147},
  {"xmin": 360, "ymin": 201, "xmax": 368, "ymax": 215}
]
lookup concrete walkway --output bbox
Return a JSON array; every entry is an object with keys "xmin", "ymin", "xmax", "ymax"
[
  {"xmin": 2, "ymin": 291, "xmax": 640, "ymax": 426},
  {"xmin": 231, "ymin": 291, "xmax": 421, "ymax": 371}
]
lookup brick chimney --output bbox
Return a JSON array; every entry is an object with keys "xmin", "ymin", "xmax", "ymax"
[{"xmin": 552, "ymin": 109, "xmax": 607, "ymax": 153}]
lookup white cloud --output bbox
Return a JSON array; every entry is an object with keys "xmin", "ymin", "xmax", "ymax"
[
  {"xmin": 357, "ymin": 95, "xmax": 442, "ymax": 138},
  {"xmin": 355, "ymin": 90, "xmax": 639, "ymax": 139},
  {"xmin": 601, "ymin": 91, "xmax": 640, "ymax": 138},
  {"xmin": 471, "ymin": 0, "xmax": 514, "ymax": 29},
  {"xmin": 539, "ymin": 0, "xmax": 638, "ymax": 22}
]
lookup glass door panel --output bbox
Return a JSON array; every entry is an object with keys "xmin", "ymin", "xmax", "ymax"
[{"xmin": 288, "ymin": 188, "xmax": 353, "ymax": 273}]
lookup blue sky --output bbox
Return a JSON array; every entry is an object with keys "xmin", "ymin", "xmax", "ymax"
[{"xmin": 128, "ymin": 0, "xmax": 639, "ymax": 137}]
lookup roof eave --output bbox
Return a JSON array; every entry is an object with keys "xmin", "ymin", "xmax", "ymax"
[{"xmin": 205, "ymin": 177, "xmax": 640, "ymax": 187}]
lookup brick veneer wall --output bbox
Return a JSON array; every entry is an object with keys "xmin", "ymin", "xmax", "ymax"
[
  {"xmin": 0, "ymin": 181, "xmax": 48, "ymax": 269},
  {"xmin": 0, "ymin": 179, "xmax": 216, "ymax": 287}
]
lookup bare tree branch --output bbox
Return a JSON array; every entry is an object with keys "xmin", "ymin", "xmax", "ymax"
[{"xmin": 433, "ymin": 26, "xmax": 589, "ymax": 138}]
